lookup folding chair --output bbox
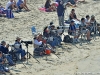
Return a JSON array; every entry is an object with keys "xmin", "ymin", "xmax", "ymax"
[
  {"xmin": 31, "ymin": 26, "xmax": 42, "ymax": 36},
  {"xmin": 90, "ymin": 21, "xmax": 98, "ymax": 40}
]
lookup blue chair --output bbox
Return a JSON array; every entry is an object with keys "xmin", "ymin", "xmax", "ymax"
[{"xmin": 31, "ymin": 26, "xmax": 37, "ymax": 35}]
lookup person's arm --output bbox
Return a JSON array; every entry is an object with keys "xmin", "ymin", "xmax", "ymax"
[{"xmin": 34, "ymin": 40, "xmax": 42, "ymax": 46}]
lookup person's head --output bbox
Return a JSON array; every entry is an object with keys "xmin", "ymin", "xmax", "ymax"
[
  {"xmin": 34, "ymin": 34, "xmax": 39, "ymax": 39},
  {"xmin": 44, "ymin": 26, "xmax": 48, "ymax": 32},
  {"xmin": 16, "ymin": 37, "xmax": 21, "ymax": 42},
  {"xmin": 51, "ymin": 25, "xmax": 55, "ymax": 30},
  {"xmin": 46, "ymin": 0, "xmax": 51, "ymax": 3},
  {"xmin": 70, "ymin": 20, "xmax": 75, "ymax": 25},
  {"xmin": 0, "ymin": 51, "xmax": 3, "ymax": 57},
  {"xmin": 10, "ymin": 0, "xmax": 13, "ymax": 2},
  {"xmin": 86, "ymin": 15, "xmax": 90, "ymax": 20},
  {"xmin": 50, "ymin": 22, "xmax": 53, "ymax": 26},
  {"xmin": 44, "ymin": 26, "xmax": 50, "ymax": 34},
  {"xmin": 91, "ymin": 15, "xmax": 95, "ymax": 20},
  {"xmin": 81, "ymin": 18, "xmax": 85, "ymax": 23},
  {"xmin": 71, "ymin": 9, "xmax": 75, "ymax": 13},
  {"xmin": 1, "ymin": 41, "xmax": 6, "ymax": 46},
  {"xmin": 38, "ymin": 34, "xmax": 43, "ymax": 40},
  {"xmin": 58, "ymin": 0, "xmax": 63, "ymax": 5}
]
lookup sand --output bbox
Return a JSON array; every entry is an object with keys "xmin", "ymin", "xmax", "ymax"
[{"xmin": 0, "ymin": 0, "xmax": 100, "ymax": 75}]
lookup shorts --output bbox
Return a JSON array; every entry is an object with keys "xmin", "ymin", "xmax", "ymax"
[
  {"xmin": 18, "ymin": 6, "xmax": 23, "ymax": 10},
  {"xmin": 81, "ymin": 29, "xmax": 89, "ymax": 34}
]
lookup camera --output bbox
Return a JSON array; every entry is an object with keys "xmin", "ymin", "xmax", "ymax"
[{"xmin": 21, "ymin": 40, "xmax": 33, "ymax": 44}]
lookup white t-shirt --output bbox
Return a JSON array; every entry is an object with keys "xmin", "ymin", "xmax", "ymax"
[
  {"xmin": 85, "ymin": 18, "xmax": 90, "ymax": 25},
  {"xmin": 6, "ymin": 1, "xmax": 14, "ymax": 10},
  {"xmin": 34, "ymin": 39, "xmax": 42, "ymax": 46}
]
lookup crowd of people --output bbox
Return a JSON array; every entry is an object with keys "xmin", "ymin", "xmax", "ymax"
[{"xmin": 0, "ymin": 0, "xmax": 100, "ymax": 74}]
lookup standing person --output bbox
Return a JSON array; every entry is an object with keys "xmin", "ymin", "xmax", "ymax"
[{"xmin": 57, "ymin": 0, "xmax": 65, "ymax": 26}]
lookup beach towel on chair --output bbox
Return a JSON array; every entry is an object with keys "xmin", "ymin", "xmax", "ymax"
[{"xmin": 5, "ymin": 9, "xmax": 14, "ymax": 19}]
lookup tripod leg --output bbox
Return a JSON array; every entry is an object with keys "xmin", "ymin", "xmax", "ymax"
[{"xmin": 28, "ymin": 52, "xmax": 40, "ymax": 63}]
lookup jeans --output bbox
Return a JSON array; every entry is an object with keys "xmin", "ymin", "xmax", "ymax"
[
  {"xmin": 48, "ymin": 36, "xmax": 62, "ymax": 47},
  {"xmin": 15, "ymin": 49, "xmax": 26, "ymax": 58},
  {"xmin": 6, "ymin": 55, "xmax": 14, "ymax": 65},
  {"xmin": 58, "ymin": 16, "xmax": 64, "ymax": 26},
  {"xmin": 0, "ymin": 64, "xmax": 9, "ymax": 72}
]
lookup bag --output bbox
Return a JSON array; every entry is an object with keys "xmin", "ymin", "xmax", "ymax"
[
  {"xmin": 63, "ymin": 35, "xmax": 73, "ymax": 43},
  {"xmin": 68, "ymin": 30, "xmax": 72, "ymax": 35}
]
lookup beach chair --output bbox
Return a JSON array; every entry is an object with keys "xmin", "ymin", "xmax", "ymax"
[
  {"xmin": 31, "ymin": 26, "xmax": 42, "ymax": 36},
  {"xmin": 31, "ymin": 26, "xmax": 37, "ymax": 36}
]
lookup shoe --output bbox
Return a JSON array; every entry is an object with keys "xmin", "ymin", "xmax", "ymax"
[
  {"xmin": 9, "ymin": 63, "xmax": 16, "ymax": 66},
  {"xmin": 87, "ymin": 39, "xmax": 92, "ymax": 41}
]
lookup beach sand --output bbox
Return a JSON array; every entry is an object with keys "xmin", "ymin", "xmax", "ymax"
[{"xmin": 0, "ymin": 0, "xmax": 100, "ymax": 75}]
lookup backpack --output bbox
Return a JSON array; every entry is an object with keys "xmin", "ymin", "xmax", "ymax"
[{"xmin": 63, "ymin": 35, "xmax": 73, "ymax": 43}]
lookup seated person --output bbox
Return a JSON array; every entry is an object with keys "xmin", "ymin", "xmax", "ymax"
[
  {"xmin": 0, "ymin": 41, "xmax": 15, "ymax": 66},
  {"xmin": 49, "ymin": 25, "xmax": 62, "ymax": 46},
  {"xmin": 6, "ymin": 0, "xmax": 18, "ymax": 10},
  {"xmin": 34, "ymin": 34, "xmax": 45, "ymax": 56},
  {"xmin": 69, "ymin": 9, "xmax": 80, "ymax": 21},
  {"xmin": 79, "ymin": 18, "xmax": 91, "ymax": 41},
  {"xmin": 14, "ymin": 37, "xmax": 26, "ymax": 60},
  {"xmin": 43, "ymin": 26, "xmax": 50, "ymax": 38},
  {"xmin": 89, "ymin": 15, "xmax": 97, "ymax": 34},
  {"xmin": 62, "ymin": 0, "xmax": 78, "ymax": 7},
  {"xmin": 0, "ymin": 51, "xmax": 10, "ymax": 74},
  {"xmin": 85, "ymin": 15, "xmax": 90, "ymax": 25},
  {"xmin": 16, "ymin": 0, "xmax": 30, "ymax": 11},
  {"xmin": 68, "ymin": 20, "xmax": 80, "ymax": 42},
  {"xmin": 45, "ymin": 0, "xmax": 57, "ymax": 12},
  {"xmin": 0, "ymin": 3, "xmax": 6, "ymax": 17},
  {"xmin": 34, "ymin": 34, "xmax": 56, "ymax": 55}
]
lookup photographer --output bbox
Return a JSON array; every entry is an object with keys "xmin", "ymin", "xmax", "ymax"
[
  {"xmin": 0, "ymin": 51, "xmax": 10, "ymax": 74},
  {"xmin": 14, "ymin": 37, "xmax": 26, "ymax": 61},
  {"xmin": 0, "ymin": 41, "xmax": 15, "ymax": 66}
]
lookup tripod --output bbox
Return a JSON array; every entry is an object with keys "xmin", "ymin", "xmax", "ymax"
[{"xmin": 25, "ymin": 43, "xmax": 40, "ymax": 64}]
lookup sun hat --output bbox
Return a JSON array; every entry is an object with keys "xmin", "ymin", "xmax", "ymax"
[{"xmin": 16, "ymin": 37, "xmax": 21, "ymax": 40}]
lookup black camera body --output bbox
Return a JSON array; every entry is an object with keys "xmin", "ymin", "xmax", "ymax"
[{"xmin": 21, "ymin": 40, "xmax": 33, "ymax": 44}]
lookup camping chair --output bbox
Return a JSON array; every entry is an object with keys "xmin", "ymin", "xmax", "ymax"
[
  {"xmin": 90, "ymin": 21, "xmax": 98, "ymax": 40},
  {"xmin": 31, "ymin": 26, "xmax": 37, "ymax": 36},
  {"xmin": 31, "ymin": 26, "xmax": 42, "ymax": 36}
]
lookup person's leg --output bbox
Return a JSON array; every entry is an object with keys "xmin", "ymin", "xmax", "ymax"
[
  {"xmin": 61, "ymin": 16, "xmax": 64, "ymax": 26},
  {"xmin": 58, "ymin": 16, "xmax": 62, "ymax": 26},
  {"xmin": 57, "ymin": 36, "xmax": 62, "ymax": 45},
  {"xmin": 6, "ymin": 55, "xmax": 15, "ymax": 65},
  {"xmin": 97, "ymin": 26, "xmax": 100, "ymax": 36},
  {"xmin": 86, "ymin": 30, "xmax": 91, "ymax": 40},
  {"xmin": 21, "ymin": 49, "xmax": 26, "ymax": 58},
  {"xmin": 20, "ymin": 3, "xmax": 29, "ymax": 11}
]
